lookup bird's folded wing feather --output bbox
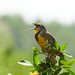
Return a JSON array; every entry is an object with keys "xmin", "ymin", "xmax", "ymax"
[{"xmin": 45, "ymin": 32, "xmax": 56, "ymax": 47}]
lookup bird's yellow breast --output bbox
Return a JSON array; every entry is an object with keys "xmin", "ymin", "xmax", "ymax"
[
  {"xmin": 34, "ymin": 29, "xmax": 48, "ymax": 48},
  {"xmin": 36, "ymin": 34, "xmax": 46, "ymax": 47}
]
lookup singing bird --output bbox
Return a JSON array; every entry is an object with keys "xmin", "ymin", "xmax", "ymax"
[{"xmin": 32, "ymin": 23, "xmax": 63, "ymax": 62}]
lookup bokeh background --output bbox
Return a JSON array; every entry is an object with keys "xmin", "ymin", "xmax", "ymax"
[{"xmin": 0, "ymin": 0, "xmax": 75, "ymax": 75}]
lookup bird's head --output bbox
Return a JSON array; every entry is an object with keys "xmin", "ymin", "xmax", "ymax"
[{"xmin": 32, "ymin": 23, "xmax": 46, "ymax": 34}]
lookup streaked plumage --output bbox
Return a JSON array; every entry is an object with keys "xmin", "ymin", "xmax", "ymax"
[{"xmin": 32, "ymin": 23, "xmax": 63, "ymax": 56}]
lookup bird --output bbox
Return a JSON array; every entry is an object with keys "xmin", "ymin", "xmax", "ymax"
[{"xmin": 32, "ymin": 23, "xmax": 63, "ymax": 64}]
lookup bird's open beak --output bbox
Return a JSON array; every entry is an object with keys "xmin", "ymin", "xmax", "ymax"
[
  {"xmin": 32, "ymin": 23, "xmax": 37, "ymax": 26},
  {"xmin": 29, "ymin": 23, "xmax": 37, "ymax": 31}
]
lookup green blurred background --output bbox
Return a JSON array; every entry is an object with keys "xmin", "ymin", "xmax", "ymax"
[{"xmin": 0, "ymin": 15, "xmax": 75, "ymax": 75}]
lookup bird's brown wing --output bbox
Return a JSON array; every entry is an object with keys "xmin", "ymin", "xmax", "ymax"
[
  {"xmin": 45, "ymin": 32, "xmax": 56, "ymax": 47},
  {"xmin": 44, "ymin": 32, "xmax": 61, "ymax": 56}
]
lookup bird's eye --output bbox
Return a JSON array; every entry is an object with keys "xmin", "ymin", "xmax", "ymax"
[{"xmin": 36, "ymin": 25, "xmax": 40, "ymax": 28}]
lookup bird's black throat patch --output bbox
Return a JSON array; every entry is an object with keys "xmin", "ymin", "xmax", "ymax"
[{"xmin": 35, "ymin": 31, "xmax": 40, "ymax": 41}]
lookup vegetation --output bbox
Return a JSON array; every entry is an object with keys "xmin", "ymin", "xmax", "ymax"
[
  {"xmin": 19, "ymin": 43, "xmax": 75, "ymax": 75},
  {"xmin": 0, "ymin": 15, "xmax": 75, "ymax": 75}
]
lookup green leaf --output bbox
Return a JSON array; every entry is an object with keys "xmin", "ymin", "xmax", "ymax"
[
  {"xmin": 63, "ymin": 52, "xmax": 72, "ymax": 57},
  {"xmin": 60, "ymin": 60, "xmax": 66, "ymax": 65},
  {"xmin": 48, "ymin": 71, "xmax": 53, "ymax": 75},
  {"xmin": 33, "ymin": 50, "xmax": 38, "ymax": 65},
  {"xmin": 60, "ymin": 60, "xmax": 71, "ymax": 68},
  {"xmin": 54, "ymin": 67, "xmax": 62, "ymax": 75},
  {"xmin": 67, "ymin": 70, "xmax": 75, "ymax": 75},
  {"xmin": 33, "ymin": 50, "xmax": 41, "ymax": 71},
  {"xmin": 54, "ymin": 41, "xmax": 59, "ymax": 50},
  {"xmin": 60, "ymin": 72, "xmax": 70, "ymax": 75},
  {"xmin": 33, "ymin": 47, "xmax": 40, "ymax": 53},
  {"xmin": 41, "ymin": 48, "xmax": 44, "ymax": 53},
  {"xmin": 66, "ymin": 59, "xmax": 75, "ymax": 66},
  {"xmin": 60, "ymin": 59, "xmax": 75, "ymax": 69},
  {"xmin": 60, "ymin": 43, "xmax": 67, "ymax": 51},
  {"xmin": 59, "ymin": 55, "xmax": 66, "ymax": 66},
  {"xmin": 63, "ymin": 65, "xmax": 71, "ymax": 68}
]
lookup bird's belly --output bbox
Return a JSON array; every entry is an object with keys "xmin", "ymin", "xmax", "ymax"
[{"xmin": 35, "ymin": 34, "xmax": 52, "ymax": 53}]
